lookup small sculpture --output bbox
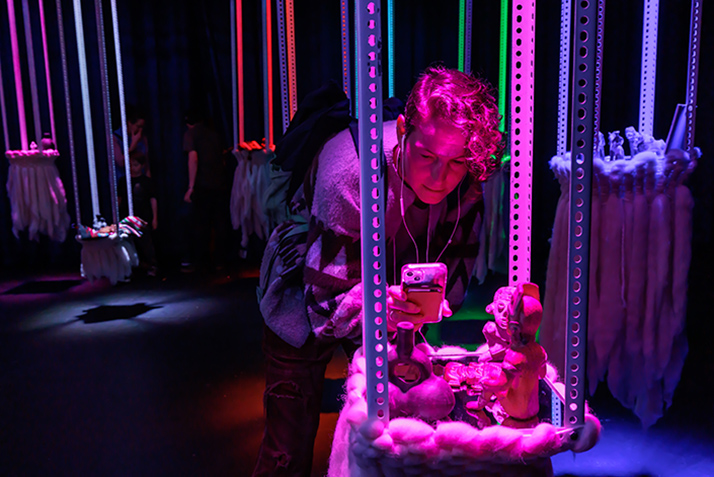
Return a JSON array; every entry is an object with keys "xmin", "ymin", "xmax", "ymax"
[
  {"xmin": 608, "ymin": 131, "xmax": 625, "ymax": 161},
  {"xmin": 481, "ymin": 282, "xmax": 548, "ymax": 428},
  {"xmin": 625, "ymin": 126, "xmax": 643, "ymax": 158},
  {"xmin": 477, "ymin": 285, "xmax": 516, "ymax": 363},
  {"xmin": 594, "ymin": 130, "xmax": 606, "ymax": 160}
]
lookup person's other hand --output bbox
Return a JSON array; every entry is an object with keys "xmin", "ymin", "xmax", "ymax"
[
  {"xmin": 183, "ymin": 188, "xmax": 193, "ymax": 203},
  {"xmin": 386, "ymin": 285, "xmax": 421, "ymax": 332},
  {"xmin": 130, "ymin": 128, "xmax": 141, "ymax": 150}
]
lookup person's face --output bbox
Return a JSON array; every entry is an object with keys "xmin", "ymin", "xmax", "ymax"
[
  {"xmin": 129, "ymin": 119, "xmax": 145, "ymax": 136},
  {"xmin": 486, "ymin": 290, "xmax": 510, "ymax": 329},
  {"xmin": 129, "ymin": 159, "xmax": 143, "ymax": 177},
  {"xmin": 398, "ymin": 114, "xmax": 469, "ymax": 205}
]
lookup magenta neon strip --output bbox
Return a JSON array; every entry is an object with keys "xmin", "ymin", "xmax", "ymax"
[
  {"xmin": 21, "ymin": 0, "xmax": 43, "ymax": 151},
  {"xmin": 7, "ymin": 0, "xmax": 28, "ymax": 150},
  {"xmin": 236, "ymin": 0, "xmax": 244, "ymax": 143},
  {"xmin": 508, "ymin": 0, "xmax": 536, "ymax": 286},
  {"xmin": 38, "ymin": 0, "xmax": 56, "ymax": 144}
]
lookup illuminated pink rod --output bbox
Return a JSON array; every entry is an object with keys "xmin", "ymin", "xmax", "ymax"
[
  {"xmin": 38, "ymin": 0, "xmax": 57, "ymax": 144},
  {"xmin": 508, "ymin": 0, "xmax": 535, "ymax": 286},
  {"xmin": 261, "ymin": 0, "xmax": 274, "ymax": 149},
  {"xmin": 21, "ymin": 0, "xmax": 44, "ymax": 151},
  {"xmin": 7, "ymin": 0, "xmax": 28, "ymax": 150},
  {"xmin": 230, "ymin": 0, "xmax": 238, "ymax": 147},
  {"xmin": 236, "ymin": 0, "xmax": 244, "ymax": 144}
]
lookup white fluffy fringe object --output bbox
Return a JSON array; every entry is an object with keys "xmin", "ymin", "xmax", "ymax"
[
  {"xmin": 5, "ymin": 147, "xmax": 71, "ymax": 242},
  {"xmin": 328, "ymin": 346, "xmax": 601, "ymax": 477}
]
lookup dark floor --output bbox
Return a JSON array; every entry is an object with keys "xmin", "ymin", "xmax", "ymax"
[{"xmin": 1, "ymin": 264, "xmax": 713, "ymax": 477}]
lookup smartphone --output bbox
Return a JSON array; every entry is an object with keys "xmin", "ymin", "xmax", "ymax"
[{"xmin": 400, "ymin": 262, "xmax": 448, "ymax": 324}]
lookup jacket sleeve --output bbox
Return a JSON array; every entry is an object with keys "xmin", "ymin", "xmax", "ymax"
[{"xmin": 303, "ymin": 130, "xmax": 365, "ymax": 341}]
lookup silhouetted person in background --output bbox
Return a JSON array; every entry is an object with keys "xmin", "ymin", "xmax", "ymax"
[{"xmin": 182, "ymin": 111, "xmax": 230, "ymax": 271}]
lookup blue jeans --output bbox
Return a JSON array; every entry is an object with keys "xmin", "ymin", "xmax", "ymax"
[{"xmin": 253, "ymin": 325, "xmax": 358, "ymax": 476}]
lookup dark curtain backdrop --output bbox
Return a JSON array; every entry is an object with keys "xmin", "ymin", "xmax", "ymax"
[{"xmin": 1, "ymin": 0, "xmax": 712, "ymax": 290}]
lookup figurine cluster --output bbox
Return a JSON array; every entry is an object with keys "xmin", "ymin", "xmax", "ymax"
[
  {"xmin": 596, "ymin": 126, "xmax": 666, "ymax": 161},
  {"xmin": 387, "ymin": 282, "xmax": 547, "ymax": 430}
]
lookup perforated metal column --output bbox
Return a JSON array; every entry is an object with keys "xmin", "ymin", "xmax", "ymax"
[
  {"xmin": 556, "ymin": 0, "xmax": 570, "ymax": 156},
  {"xmin": 639, "ymin": 0, "xmax": 659, "ymax": 137},
  {"xmin": 508, "ymin": 0, "xmax": 535, "ymax": 287},
  {"xmin": 684, "ymin": 0, "xmax": 701, "ymax": 158},
  {"xmin": 564, "ymin": 0, "xmax": 598, "ymax": 429},
  {"xmin": 357, "ymin": 0, "xmax": 389, "ymax": 422},
  {"xmin": 277, "ymin": 0, "xmax": 290, "ymax": 133},
  {"xmin": 340, "ymin": 0, "xmax": 351, "ymax": 99}
]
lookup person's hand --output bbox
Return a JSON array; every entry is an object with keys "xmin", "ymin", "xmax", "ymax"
[
  {"xmin": 130, "ymin": 128, "xmax": 141, "ymax": 151},
  {"xmin": 152, "ymin": 217, "xmax": 158, "ymax": 230},
  {"xmin": 183, "ymin": 188, "xmax": 193, "ymax": 203},
  {"xmin": 386, "ymin": 285, "xmax": 422, "ymax": 332}
]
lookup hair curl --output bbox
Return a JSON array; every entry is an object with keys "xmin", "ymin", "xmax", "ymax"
[{"xmin": 404, "ymin": 66, "xmax": 504, "ymax": 181}]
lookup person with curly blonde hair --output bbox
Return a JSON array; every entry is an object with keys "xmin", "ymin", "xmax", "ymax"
[{"xmin": 254, "ymin": 66, "xmax": 503, "ymax": 476}]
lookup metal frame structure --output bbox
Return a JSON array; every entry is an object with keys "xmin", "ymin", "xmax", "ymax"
[
  {"xmin": 563, "ymin": 0, "xmax": 599, "ymax": 428},
  {"xmin": 356, "ymin": 0, "xmax": 390, "ymax": 422}
]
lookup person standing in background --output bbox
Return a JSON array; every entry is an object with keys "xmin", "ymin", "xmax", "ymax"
[{"xmin": 182, "ymin": 111, "xmax": 230, "ymax": 271}]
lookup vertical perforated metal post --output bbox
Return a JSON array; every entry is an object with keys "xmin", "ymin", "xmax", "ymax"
[
  {"xmin": 464, "ymin": 0, "xmax": 473, "ymax": 75},
  {"xmin": 684, "ymin": 0, "xmax": 701, "ymax": 159},
  {"xmin": 261, "ymin": 0, "xmax": 273, "ymax": 148},
  {"xmin": 340, "ymin": 0, "xmax": 351, "ymax": 99},
  {"xmin": 556, "ymin": 0, "xmax": 571, "ymax": 156},
  {"xmin": 639, "ymin": 0, "xmax": 659, "ymax": 137},
  {"xmin": 285, "ymin": 0, "xmax": 297, "ymax": 120},
  {"xmin": 565, "ymin": 0, "xmax": 598, "ymax": 429},
  {"xmin": 386, "ymin": 0, "xmax": 394, "ymax": 98},
  {"xmin": 508, "ymin": 0, "xmax": 535, "ymax": 287},
  {"xmin": 357, "ymin": 0, "xmax": 389, "ymax": 423},
  {"xmin": 277, "ymin": 0, "xmax": 290, "ymax": 133},
  {"xmin": 593, "ymin": 1, "xmax": 605, "ymax": 142}
]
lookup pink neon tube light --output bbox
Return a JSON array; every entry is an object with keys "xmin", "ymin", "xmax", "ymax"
[
  {"xmin": 38, "ymin": 0, "xmax": 56, "ymax": 144},
  {"xmin": 7, "ymin": 0, "xmax": 28, "ymax": 150}
]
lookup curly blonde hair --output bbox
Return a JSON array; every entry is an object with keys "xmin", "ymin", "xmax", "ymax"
[{"xmin": 404, "ymin": 66, "xmax": 504, "ymax": 181}]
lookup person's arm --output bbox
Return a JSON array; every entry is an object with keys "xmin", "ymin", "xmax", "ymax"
[
  {"xmin": 143, "ymin": 137, "xmax": 151, "ymax": 178},
  {"xmin": 184, "ymin": 150, "xmax": 198, "ymax": 203},
  {"xmin": 113, "ymin": 135, "xmax": 125, "ymax": 170},
  {"xmin": 303, "ymin": 133, "xmax": 366, "ymax": 341},
  {"xmin": 150, "ymin": 197, "xmax": 158, "ymax": 230}
]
